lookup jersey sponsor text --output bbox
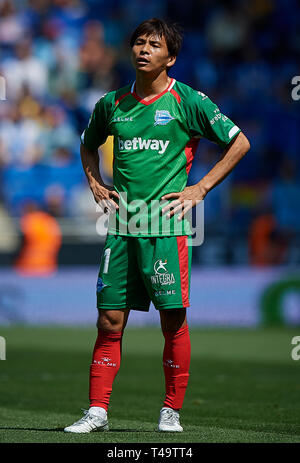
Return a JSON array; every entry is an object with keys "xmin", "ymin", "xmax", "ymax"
[{"xmin": 118, "ymin": 136, "xmax": 169, "ymax": 154}]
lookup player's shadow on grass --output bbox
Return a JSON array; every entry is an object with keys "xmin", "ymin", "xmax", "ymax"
[
  {"xmin": 0, "ymin": 427, "xmax": 66, "ymax": 432},
  {"xmin": 104, "ymin": 428, "xmax": 155, "ymax": 432},
  {"xmin": 0, "ymin": 427, "xmax": 155, "ymax": 433}
]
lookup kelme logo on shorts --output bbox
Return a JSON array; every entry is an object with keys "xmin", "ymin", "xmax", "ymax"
[{"xmin": 118, "ymin": 136, "xmax": 169, "ymax": 154}]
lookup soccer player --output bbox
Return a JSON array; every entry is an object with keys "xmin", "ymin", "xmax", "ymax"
[{"xmin": 64, "ymin": 18, "xmax": 250, "ymax": 433}]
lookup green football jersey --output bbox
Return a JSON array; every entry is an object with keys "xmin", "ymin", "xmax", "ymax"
[{"xmin": 81, "ymin": 78, "xmax": 240, "ymax": 237}]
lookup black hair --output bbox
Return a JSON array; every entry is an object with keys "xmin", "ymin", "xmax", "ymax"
[{"xmin": 130, "ymin": 18, "xmax": 183, "ymax": 58}]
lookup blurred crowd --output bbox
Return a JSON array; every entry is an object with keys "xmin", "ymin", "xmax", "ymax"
[{"xmin": 0, "ymin": 0, "xmax": 300, "ymax": 265}]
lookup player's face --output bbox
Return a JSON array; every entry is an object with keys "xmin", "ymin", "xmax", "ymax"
[{"xmin": 131, "ymin": 33, "xmax": 176, "ymax": 74}]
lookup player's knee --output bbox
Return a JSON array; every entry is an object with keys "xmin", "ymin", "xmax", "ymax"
[
  {"xmin": 97, "ymin": 310, "xmax": 124, "ymax": 332},
  {"xmin": 160, "ymin": 308, "xmax": 187, "ymax": 331}
]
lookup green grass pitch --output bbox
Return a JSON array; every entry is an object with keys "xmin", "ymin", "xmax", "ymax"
[{"xmin": 0, "ymin": 326, "xmax": 300, "ymax": 443}]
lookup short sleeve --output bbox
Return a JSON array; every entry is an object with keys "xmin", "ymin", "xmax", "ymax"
[
  {"xmin": 185, "ymin": 91, "xmax": 241, "ymax": 149},
  {"xmin": 80, "ymin": 95, "xmax": 110, "ymax": 150}
]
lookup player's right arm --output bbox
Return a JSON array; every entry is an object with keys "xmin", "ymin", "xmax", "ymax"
[
  {"xmin": 80, "ymin": 95, "xmax": 119, "ymax": 211},
  {"xmin": 80, "ymin": 144, "xmax": 119, "ymax": 211}
]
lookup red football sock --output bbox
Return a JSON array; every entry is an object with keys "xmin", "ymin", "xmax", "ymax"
[
  {"xmin": 162, "ymin": 324, "xmax": 191, "ymax": 410},
  {"xmin": 89, "ymin": 329, "xmax": 123, "ymax": 411}
]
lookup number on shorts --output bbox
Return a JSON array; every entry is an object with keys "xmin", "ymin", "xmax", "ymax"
[{"xmin": 103, "ymin": 248, "xmax": 111, "ymax": 274}]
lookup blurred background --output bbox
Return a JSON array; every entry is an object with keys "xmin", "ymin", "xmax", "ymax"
[{"xmin": 0, "ymin": 0, "xmax": 300, "ymax": 327}]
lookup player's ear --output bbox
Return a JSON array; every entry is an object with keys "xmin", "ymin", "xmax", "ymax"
[{"xmin": 166, "ymin": 55, "xmax": 176, "ymax": 70}]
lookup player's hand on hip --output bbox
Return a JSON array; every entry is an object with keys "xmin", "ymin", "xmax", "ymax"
[
  {"xmin": 90, "ymin": 181, "xmax": 119, "ymax": 213},
  {"xmin": 161, "ymin": 183, "xmax": 206, "ymax": 220}
]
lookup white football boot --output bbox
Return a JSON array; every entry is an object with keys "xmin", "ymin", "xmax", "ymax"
[
  {"xmin": 64, "ymin": 407, "xmax": 109, "ymax": 433},
  {"xmin": 158, "ymin": 407, "xmax": 183, "ymax": 432}
]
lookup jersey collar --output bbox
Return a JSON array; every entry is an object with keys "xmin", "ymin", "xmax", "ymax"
[{"xmin": 131, "ymin": 78, "xmax": 176, "ymax": 106}]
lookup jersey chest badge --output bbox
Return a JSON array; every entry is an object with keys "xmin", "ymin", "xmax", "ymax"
[{"xmin": 154, "ymin": 110, "xmax": 174, "ymax": 126}]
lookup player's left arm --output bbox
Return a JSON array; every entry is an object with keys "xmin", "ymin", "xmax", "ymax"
[{"xmin": 162, "ymin": 131, "xmax": 250, "ymax": 220}]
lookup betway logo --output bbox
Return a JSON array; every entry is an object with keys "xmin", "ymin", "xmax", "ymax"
[{"xmin": 118, "ymin": 137, "xmax": 169, "ymax": 154}]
